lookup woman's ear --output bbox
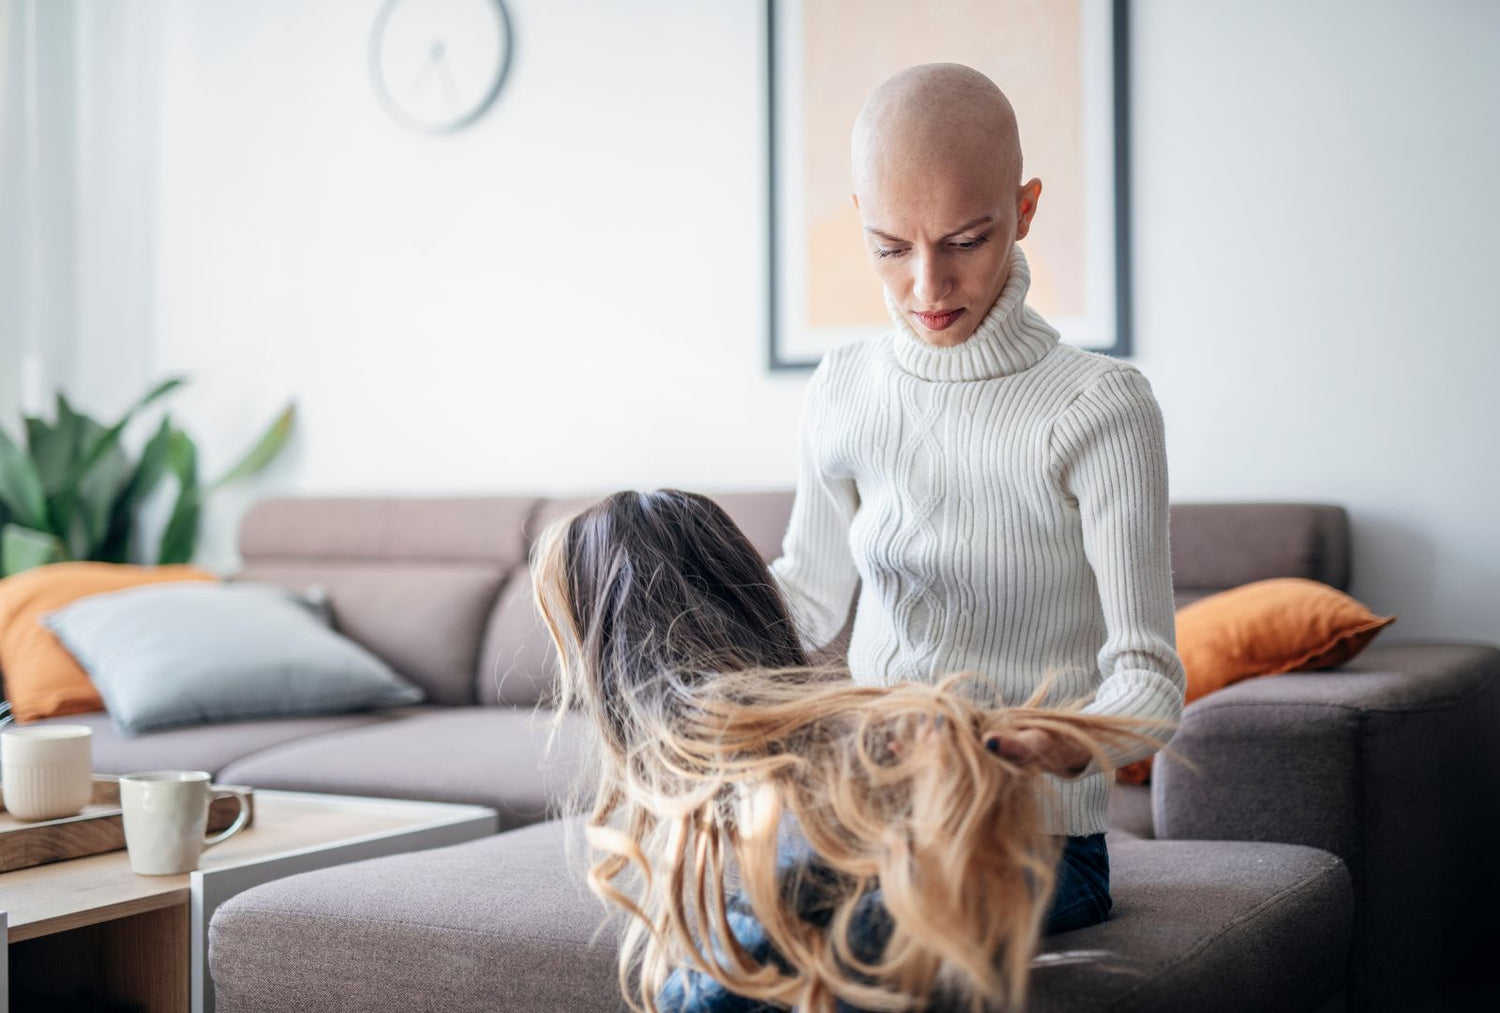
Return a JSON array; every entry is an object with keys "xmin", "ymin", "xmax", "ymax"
[{"xmin": 1015, "ymin": 178, "xmax": 1043, "ymax": 240}]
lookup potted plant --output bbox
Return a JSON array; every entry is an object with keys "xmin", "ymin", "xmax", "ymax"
[{"xmin": 0, "ymin": 377, "xmax": 294, "ymax": 576}]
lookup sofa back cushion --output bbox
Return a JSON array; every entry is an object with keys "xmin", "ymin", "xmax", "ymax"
[
  {"xmin": 1169, "ymin": 503, "xmax": 1349, "ymax": 608},
  {"xmin": 233, "ymin": 495, "xmax": 1350, "ymax": 709},
  {"xmin": 235, "ymin": 497, "xmax": 538, "ymax": 706}
]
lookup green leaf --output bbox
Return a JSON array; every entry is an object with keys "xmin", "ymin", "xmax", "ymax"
[
  {"xmin": 0, "ymin": 426, "xmax": 49, "ymax": 531},
  {"xmin": 157, "ymin": 429, "xmax": 200, "ymax": 566},
  {"xmin": 207, "ymin": 403, "xmax": 295, "ymax": 492},
  {"xmin": 26, "ymin": 395, "xmax": 89, "ymax": 500},
  {"xmin": 23, "ymin": 414, "xmax": 52, "ymax": 452},
  {"xmin": 59, "ymin": 376, "xmax": 186, "ymax": 498},
  {"xmin": 68, "ymin": 415, "xmax": 136, "ymax": 559},
  {"xmin": 1, "ymin": 524, "xmax": 66, "ymax": 577},
  {"xmin": 127, "ymin": 416, "xmax": 177, "ymax": 510},
  {"xmin": 26, "ymin": 414, "xmax": 67, "ymax": 497},
  {"xmin": 98, "ymin": 415, "xmax": 176, "ymax": 564},
  {"xmin": 95, "ymin": 512, "xmax": 132, "ymax": 565},
  {"xmin": 63, "ymin": 508, "xmax": 93, "ymax": 561}
]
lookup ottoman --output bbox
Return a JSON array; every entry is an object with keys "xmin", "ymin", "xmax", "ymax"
[{"xmin": 209, "ymin": 819, "xmax": 1351, "ymax": 1012}]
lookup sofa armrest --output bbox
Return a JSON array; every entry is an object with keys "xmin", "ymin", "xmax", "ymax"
[{"xmin": 1153, "ymin": 640, "xmax": 1500, "ymax": 1011}]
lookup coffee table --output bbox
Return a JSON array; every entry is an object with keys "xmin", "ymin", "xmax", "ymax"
[{"xmin": 0, "ymin": 789, "xmax": 498, "ymax": 1013}]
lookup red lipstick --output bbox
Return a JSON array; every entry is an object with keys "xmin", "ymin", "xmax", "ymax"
[{"xmin": 913, "ymin": 308, "xmax": 965, "ymax": 331}]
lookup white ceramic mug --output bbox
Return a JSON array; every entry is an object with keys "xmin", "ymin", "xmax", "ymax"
[
  {"xmin": 1, "ymin": 725, "xmax": 94, "ymax": 821},
  {"xmin": 119, "ymin": 770, "xmax": 251, "ymax": 875}
]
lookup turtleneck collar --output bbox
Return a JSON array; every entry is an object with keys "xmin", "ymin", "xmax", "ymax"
[{"xmin": 884, "ymin": 244, "xmax": 1061, "ymax": 382}]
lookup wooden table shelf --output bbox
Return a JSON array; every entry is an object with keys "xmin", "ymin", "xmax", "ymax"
[{"xmin": 1, "ymin": 790, "xmax": 497, "ymax": 1013}]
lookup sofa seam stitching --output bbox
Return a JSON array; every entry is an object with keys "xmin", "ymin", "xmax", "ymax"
[{"xmin": 1107, "ymin": 857, "xmax": 1349, "ymax": 1011}]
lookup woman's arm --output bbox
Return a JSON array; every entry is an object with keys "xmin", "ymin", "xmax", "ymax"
[
  {"xmin": 769, "ymin": 362, "xmax": 861, "ymax": 655},
  {"xmin": 1045, "ymin": 366, "xmax": 1186, "ymax": 774}
]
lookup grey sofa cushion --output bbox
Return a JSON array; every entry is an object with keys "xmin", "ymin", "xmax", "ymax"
[
  {"xmin": 210, "ymin": 818, "xmax": 622, "ymax": 1013},
  {"xmin": 42, "ymin": 583, "xmax": 424, "ymax": 734},
  {"xmin": 17, "ymin": 707, "xmax": 418, "ymax": 778},
  {"xmin": 237, "ymin": 496, "xmax": 539, "ymax": 706},
  {"xmin": 1031, "ymin": 840, "xmax": 1350, "ymax": 1012},
  {"xmin": 1167, "ymin": 502, "xmax": 1350, "ymax": 600},
  {"xmin": 217, "ymin": 707, "xmax": 590, "ymax": 830},
  {"xmin": 1154, "ymin": 640, "xmax": 1500, "ymax": 1012},
  {"xmin": 209, "ymin": 821, "xmax": 1350, "ymax": 1013},
  {"xmin": 1107, "ymin": 783, "xmax": 1154, "ymax": 841},
  {"xmin": 237, "ymin": 563, "xmax": 507, "ymax": 707}
]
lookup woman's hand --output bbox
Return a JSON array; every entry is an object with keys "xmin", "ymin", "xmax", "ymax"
[{"xmin": 983, "ymin": 727, "xmax": 1093, "ymax": 778}]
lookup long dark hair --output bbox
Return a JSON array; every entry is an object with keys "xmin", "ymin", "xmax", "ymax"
[{"xmin": 549, "ymin": 488, "xmax": 812, "ymax": 754}]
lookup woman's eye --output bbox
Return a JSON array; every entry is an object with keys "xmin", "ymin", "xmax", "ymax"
[
  {"xmin": 952, "ymin": 234, "xmax": 992, "ymax": 251},
  {"xmin": 875, "ymin": 247, "xmax": 906, "ymax": 259}
]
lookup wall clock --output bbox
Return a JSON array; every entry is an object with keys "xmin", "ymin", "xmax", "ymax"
[{"xmin": 369, "ymin": 0, "xmax": 513, "ymax": 134}]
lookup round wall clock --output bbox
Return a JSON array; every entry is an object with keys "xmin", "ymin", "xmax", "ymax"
[{"xmin": 369, "ymin": 0, "xmax": 513, "ymax": 134}]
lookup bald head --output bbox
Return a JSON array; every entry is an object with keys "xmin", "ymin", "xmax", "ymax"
[
  {"xmin": 851, "ymin": 63, "xmax": 1022, "ymax": 198},
  {"xmin": 849, "ymin": 64, "xmax": 1043, "ymax": 349}
]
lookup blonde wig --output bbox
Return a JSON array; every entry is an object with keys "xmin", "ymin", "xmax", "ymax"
[{"xmin": 532, "ymin": 490, "xmax": 1171, "ymax": 1013}]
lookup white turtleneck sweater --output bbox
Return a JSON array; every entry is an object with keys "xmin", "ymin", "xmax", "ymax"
[{"xmin": 769, "ymin": 245, "xmax": 1185, "ymax": 836}]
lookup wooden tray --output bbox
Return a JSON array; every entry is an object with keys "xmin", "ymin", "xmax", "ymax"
[{"xmin": 0, "ymin": 775, "xmax": 255, "ymax": 874}]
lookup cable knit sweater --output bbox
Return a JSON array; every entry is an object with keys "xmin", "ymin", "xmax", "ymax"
[{"xmin": 769, "ymin": 245, "xmax": 1185, "ymax": 836}]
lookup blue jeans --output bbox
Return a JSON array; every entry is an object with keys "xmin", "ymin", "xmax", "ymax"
[{"xmin": 657, "ymin": 833, "xmax": 1112, "ymax": 1012}]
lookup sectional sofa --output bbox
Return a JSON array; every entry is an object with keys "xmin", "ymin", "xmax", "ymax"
[{"xmin": 25, "ymin": 494, "xmax": 1500, "ymax": 1011}]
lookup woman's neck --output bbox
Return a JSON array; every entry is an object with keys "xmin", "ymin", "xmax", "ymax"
[{"xmin": 885, "ymin": 244, "xmax": 1061, "ymax": 382}]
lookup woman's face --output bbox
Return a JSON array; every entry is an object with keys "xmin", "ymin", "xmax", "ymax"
[{"xmin": 853, "ymin": 160, "xmax": 1041, "ymax": 349}]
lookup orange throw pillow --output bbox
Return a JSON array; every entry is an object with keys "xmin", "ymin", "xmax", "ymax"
[
  {"xmin": 1116, "ymin": 577, "xmax": 1395, "ymax": 785},
  {"xmin": 0, "ymin": 562, "xmax": 217, "ymax": 722}
]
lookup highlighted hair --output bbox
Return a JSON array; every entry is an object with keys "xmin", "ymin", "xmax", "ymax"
[{"xmin": 532, "ymin": 490, "xmax": 1169, "ymax": 1012}]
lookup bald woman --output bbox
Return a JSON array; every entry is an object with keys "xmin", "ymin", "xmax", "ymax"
[{"xmin": 663, "ymin": 64, "xmax": 1185, "ymax": 1011}]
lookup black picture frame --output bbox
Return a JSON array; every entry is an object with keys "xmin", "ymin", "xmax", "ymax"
[{"xmin": 766, "ymin": 0, "xmax": 1134, "ymax": 371}]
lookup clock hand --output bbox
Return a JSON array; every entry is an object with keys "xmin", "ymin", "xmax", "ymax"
[
  {"xmin": 436, "ymin": 51, "xmax": 464, "ymax": 117},
  {"xmin": 409, "ymin": 40, "xmax": 445, "ymax": 98},
  {"xmin": 410, "ymin": 52, "xmax": 440, "ymax": 97}
]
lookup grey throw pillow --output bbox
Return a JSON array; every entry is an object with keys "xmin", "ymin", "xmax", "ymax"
[{"xmin": 41, "ymin": 581, "xmax": 424, "ymax": 735}]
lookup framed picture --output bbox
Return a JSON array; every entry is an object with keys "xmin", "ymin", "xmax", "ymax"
[{"xmin": 767, "ymin": 0, "xmax": 1133, "ymax": 370}]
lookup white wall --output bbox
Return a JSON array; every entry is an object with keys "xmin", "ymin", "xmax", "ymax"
[
  {"xmin": 41, "ymin": 0, "xmax": 1500, "ymax": 641},
  {"xmin": 1128, "ymin": 0, "xmax": 1500, "ymax": 640},
  {"xmin": 109, "ymin": 0, "xmax": 805, "ymax": 574}
]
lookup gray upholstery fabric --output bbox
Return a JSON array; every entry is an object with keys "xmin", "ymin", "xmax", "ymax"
[
  {"xmin": 475, "ymin": 569, "xmax": 559, "ymax": 708},
  {"xmin": 1168, "ymin": 502, "xmax": 1349, "ymax": 596},
  {"xmin": 210, "ymin": 819, "xmax": 624, "ymax": 1013},
  {"xmin": 1154, "ymin": 640, "xmax": 1500, "ymax": 1012},
  {"xmin": 477, "ymin": 494, "xmax": 624, "ymax": 707},
  {"xmin": 1029, "ymin": 839, "xmax": 1351, "ymax": 1012},
  {"xmin": 217, "ymin": 707, "xmax": 589, "ymax": 830},
  {"xmin": 19, "ymin": 707, "xmax": 412, "ymax": 777},
  {"xmin": 237, "ymin": 496, "xmax": 539, "ymax": 565},
  {"xmin": 234, "ymin": 563, "xmax": 504, "ymax": 706},
  {"xmin": 208, "ymin": 820, "xmax": 1351, "ymax": 1013},
  {"xmin": 1106, "ymin": 783, "xmax": 1154, "ymax": 841},
  {"xmin": 236, "ymin": 496, "xmax": 538, "ymax": 705},
  {"xmin": 237, "ymin": 495, "xmax": 1353, "ymax": 709}
]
